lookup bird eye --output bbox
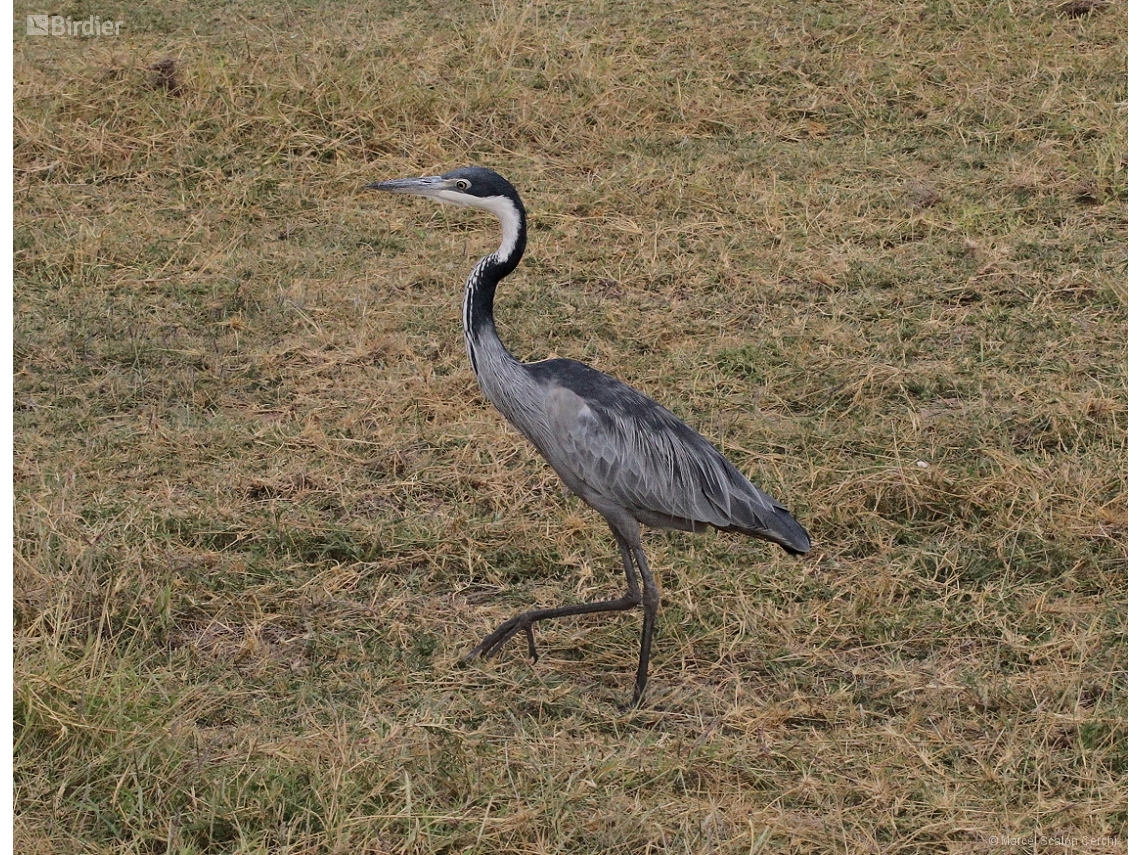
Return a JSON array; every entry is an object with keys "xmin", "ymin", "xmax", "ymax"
[{"xmin": 455, "ymin": 179, "xmax": 471, "ymax": 191}]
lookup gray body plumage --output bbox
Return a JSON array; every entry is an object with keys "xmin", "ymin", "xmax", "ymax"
[
  {"xmin": 367, "ymin": 166, "xmax": 809, "ymax": 706},
  {"xmin": 484, "ymin": 352, "xmax": 808, "ymax": 549}
]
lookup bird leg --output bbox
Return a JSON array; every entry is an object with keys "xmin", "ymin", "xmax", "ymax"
[
  {"xmin": 464, "ymin": 588, "xmax": 642, "ymax": 663},
  {"xmin": 464, "ymin": 523, "xmax": 645, "ymax": 676},
  {"xmin": 629, "ymin": 539, "xmax": 660, "ymax": 708}
]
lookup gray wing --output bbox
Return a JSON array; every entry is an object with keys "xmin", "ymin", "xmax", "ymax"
[{"xmin": 528, "ymin": 360, "xmax": 810, "ymax": 554}]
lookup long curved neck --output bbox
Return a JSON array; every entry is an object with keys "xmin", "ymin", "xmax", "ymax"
[{"xmin": 462, "ymin": 194, "xmax": 527, "ymax": 379}]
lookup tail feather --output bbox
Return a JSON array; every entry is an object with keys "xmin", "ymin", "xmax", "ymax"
[
  {"xmin": 762, "ymin": 508, "xmax": 811, "ymax": 555},
  {"xmin": 721, "ymin": 505, "xmax": 811, "ymax": 555},
  {"xmin": 715, "ymin": 477, "xmax": 811, "ymax": 555}
]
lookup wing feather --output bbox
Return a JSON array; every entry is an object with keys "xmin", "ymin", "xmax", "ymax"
[{"xmin": 528, "ymin": 360, "xmax": 810, "ymax": 553}]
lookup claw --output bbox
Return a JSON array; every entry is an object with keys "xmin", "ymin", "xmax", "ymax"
[{"xmin": 465, "ymin": 614, "xmax": 538, "ymax": 662}]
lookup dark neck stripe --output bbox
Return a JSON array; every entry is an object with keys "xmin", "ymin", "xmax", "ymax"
[{"xmin": 463, "ymin": 195, "xmax": 527, "ymax": 358}]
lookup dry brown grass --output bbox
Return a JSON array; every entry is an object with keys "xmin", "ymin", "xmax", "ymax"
[{"xmin": 13, "ymin": 0, "xmax": 1125, "ymax": 852}]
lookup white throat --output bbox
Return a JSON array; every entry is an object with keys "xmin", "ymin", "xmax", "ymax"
[{"xmin": 436, "ymin": 191, "xmax": 521, "ymax": 261}]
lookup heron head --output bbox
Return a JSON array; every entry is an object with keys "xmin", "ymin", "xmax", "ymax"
[
  {"xmin": 366, "ymin": 167, "xmax": 526, "ymax": 262},
  {"xmin": 365, "ymin": 166, "xmax": 519, "ymax": 212}
]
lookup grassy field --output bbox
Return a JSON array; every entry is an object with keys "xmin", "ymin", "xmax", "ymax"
[{"xmin": 13, "ymin": 0, "xmax": 1126, "ymax": 852}]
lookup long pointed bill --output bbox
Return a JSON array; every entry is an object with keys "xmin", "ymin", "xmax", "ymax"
[{"xmin": 364, "ymin": 176, "xmax": 447, "ymax": 197}]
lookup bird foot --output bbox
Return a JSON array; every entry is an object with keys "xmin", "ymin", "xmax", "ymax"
[{"xmin": 465, "ymin": 613, "xmax": 540, "ymax": 662}]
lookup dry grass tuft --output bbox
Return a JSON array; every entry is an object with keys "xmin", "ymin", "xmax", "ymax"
[
  {"xmin": 14, "ymin": 0, "xmax": 1125, "ymax": 852},
  {"xmin": 147, "ymin": 57, "xmax": 184, "ymax": 96},
  {"xmin": 1060, "ymin": 0, "xmax": 1108, "ymax": 19}
]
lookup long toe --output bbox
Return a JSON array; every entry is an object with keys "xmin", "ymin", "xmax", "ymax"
[{"xmin": 465, "ymin": 615, "xmax": 533, "ymax": 661}]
